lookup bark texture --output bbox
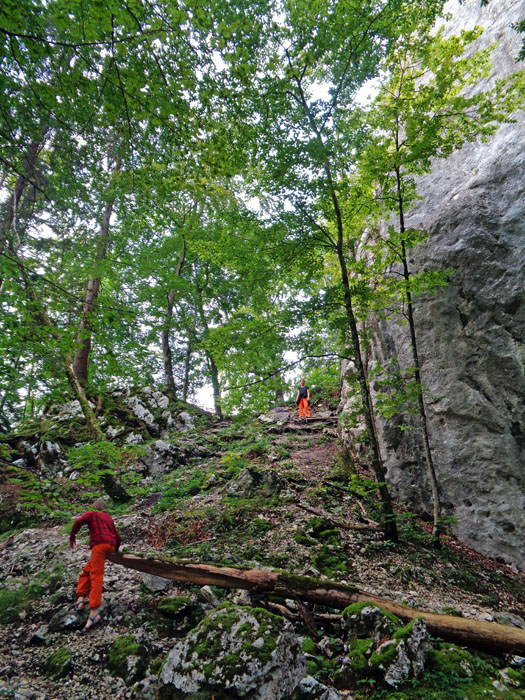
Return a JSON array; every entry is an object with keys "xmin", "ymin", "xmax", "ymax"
[{"xmin": 108, "ymin": 553, "xmax": 525, "ymax": 655}]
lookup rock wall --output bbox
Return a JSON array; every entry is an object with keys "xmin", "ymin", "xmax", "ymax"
[{"xmin": 341, "ymin": 0, "xmax": 525, "ymax": 568}]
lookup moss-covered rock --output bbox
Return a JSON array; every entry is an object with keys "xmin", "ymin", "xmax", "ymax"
[
  {"xmin": 158, "ymin": 603, "xmax": 305, "ymax": 699},
  {"xmin": 45, "ymin": 646, "xmax": 72, "ymax": 680},
  {"xmin": 157, "ymin": 595, "xmax": 192, "ymax": 619},
  {"xmin": 334, "ymin": 638, "xmax": 374, "ymax": 689},
  {"xmin": 302, "ymin": 637, "xmax": 317, "ymax": 655},
  {"xmin": 341, "ymin": 602, "xmax": 400, "ymax": 643},
  {"xmin": 370, "ymin": 618, "xmax": 431, "ymax": 687},
  {"xmin": 107, "ymin": 634, "xmax": 150, "ymax": 686}
]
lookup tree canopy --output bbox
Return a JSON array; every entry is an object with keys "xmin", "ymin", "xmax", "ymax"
[{"xmin": 0, "ymin": 0, "xmax": 522, "ymax": 437}]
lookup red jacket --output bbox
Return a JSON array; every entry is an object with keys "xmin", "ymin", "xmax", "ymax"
[{"xmin": 70, "ymin": 511, "xmax": 121, "ymax": 550}]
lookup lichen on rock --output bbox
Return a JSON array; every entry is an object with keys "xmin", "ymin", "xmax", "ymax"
[{"xmin": 158, "ymin": 603, "xmax": 306, "ymax": 699}]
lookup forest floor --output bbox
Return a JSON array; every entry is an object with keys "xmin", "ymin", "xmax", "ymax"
[{"xmin": 0, "ymin": 400, "xmax": 524, "ymax": 699}]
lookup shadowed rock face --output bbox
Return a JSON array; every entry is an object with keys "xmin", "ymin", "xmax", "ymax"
[{"xmin": 342, "ymin": 0, "xmax": 525, "ymax": 568}]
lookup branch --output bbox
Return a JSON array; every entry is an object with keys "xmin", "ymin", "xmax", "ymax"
[
  {"xmin": 223, "ymin": 353, "xmax": 350, "ymax": 392},
  {"xmin": 0, "ymin": 26, "xmax": 168, "ymax": 49}
]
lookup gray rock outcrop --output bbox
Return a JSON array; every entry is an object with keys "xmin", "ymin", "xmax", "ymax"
[
  {"xmin": 158, "ymin": 603, "xmax": 306, "ymax": 699},
  {"xmin": 227, "ymin": 467, "xmax": 285, "ymax": 498},
  {"xmin": 339, "ymin": 0, "xmax": 525, "ymax": 568},
  {"xmin": 290, "ymin": 676, "xmax": 342, "ymax": 700},
  {"xmin": 336, "ymin": 604, "xmax": 431, "ymax": 689}
]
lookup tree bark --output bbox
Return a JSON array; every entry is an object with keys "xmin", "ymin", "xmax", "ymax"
[
  {"xmin": 196, "ymin": 287, "xmax": 223, "ymax": 419},
  {"xmin": 162, "ymin": 237, "xmax": 186, "ymax": 398},
  {"xmin": 394, "ymin": 164, "xmax": 441, "ymax": 545},
  {"xmin": 291, "ymin": 70, "xmax": 397, "ymax": 541},
  {"xmin": 182, "ymin": 315, "xmax": 197, "ymax": 402},
  {"xmin": 17, "ymin": 255, "xmax": 129, "ymax": 501},
  {"xmin": 108, "ymin": 554, "xmax": 525, "ymax": 655},
  {"xmin": 0, "ymin": 135, "xmax": 48, "ymax": 253},
  {"xmin": 72, "ymin": 153, "xmax": 122, "ymax": 386}
]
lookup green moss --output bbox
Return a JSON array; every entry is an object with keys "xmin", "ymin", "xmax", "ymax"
[
  {"xmin": 294, "ymin": 529, "xmax": 316, "ymax": 546},
  {"xmin": 175, "ymin": 603, "xmax": 286, "ymax": 685},
  {"xmin": 392, "ymin": 617, "xmax": 424, "ymax": 641},
  {"xmin": 428, "ymin": 646, "xmax": 476, "ymax": 679},
  {"xmin": 347, "ymin": 637, "xmax": 374, "ymax": 672},
  {"xmin": 369, "ymin": 640, "xmax": 399, "ymax": 670},
  {"xmin": 311, "ymin": 549, "xmax": 348, "ymax": 577},
  {"xmin": 442, "ymin": 606, "xmax": 464, "ymax": 617},
  {"xmin": 306, "ymin": 659, "xmax": 319, "ymax": 675},
  {"xmin": 250, "ymin": 517, "xmax": 273, "ymax": 535},
  {"xmin": 108, "ymin": 635, "xmax": 149, "ymax": 685},
  {"xmin": 503, "ymin": 667, "xmax": 524, "ymax": 687},
  {"xmin": 364, "ymin": 645, "xmax": 524, "ymax": 700},
  {"xmin": 0, "ymin": 582, "xmax": 47, "ymax": 623},
  {"xmin": 342, "ymin": 601, "xmax": 401, "ymax": 627},
  {"xmin": 157, "ymin": 595, "xmax": 191, "ymax": 618},
  {"xmin": 278, "ymin": 572, "xmax": 358, "ymax": 595},
  {"xmin": 302, "ymin": 637, "xmax": 316, "ymax": 654},
  {"xmin": 45, "ymin": 647, "xmax": 72, "ymax": 680},
  {"xmin": 306, "ymin": 517, "xmax": 340, "ymax": 545}
]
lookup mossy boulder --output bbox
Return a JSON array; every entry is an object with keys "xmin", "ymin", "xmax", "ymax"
[
  {"xmin": 338, "ymin": 605, "xmax": 431, "ymax": 690},
  {"xmin": 334, "ymin": 638, "xmax": 374, "ymax": 688},
  {"xmin": 156, "ymin": 595, "xmax": 202, "ymax": 635},
  {"xmin": 341, "ymin": 602, "xmax": 400, "ymax": 643},
  {"xmin": 158, "ymin": 603, "xmax": 306, "ymax": 699},
  {"xmin": 108, "ymin": 634, "xmax": 150, "ymax": 686},
  {"xmin": 45, "ymin": 646, "xmax": 72, "ymax": 680}
]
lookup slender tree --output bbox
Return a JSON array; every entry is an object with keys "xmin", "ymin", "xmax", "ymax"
[{"xmin": 358, "ymin": 26, "xmax": 523, "ymax": 541}]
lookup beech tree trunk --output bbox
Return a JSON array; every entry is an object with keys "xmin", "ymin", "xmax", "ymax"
[
  {"xmin": 109, "ymin": 553, "xmax": 525, "ymax": 655},
  {"xmin": 0, "ymin": 135, "xmax": 48, "ymax": 252},
  {"xmin": 162, "ymin": 238, "xmax": 186, "ymax": 398},
  {"xmin": 182, "ymin": 315, "xmax": 197, "ymax": 402},
  {"xmin": 72, "ymin": 153, "xmax": 122, "ymax": 386},
  {"xmin": 196, "ymin": 286, "xmax": 223, "ymax": 419},
  {"xmin": 290, "ymin": 72, "xmax": 397, "ymax": 541},
  {"xmin": 394, "ymin": 163, "xmax": 441, "ymax": 545}
]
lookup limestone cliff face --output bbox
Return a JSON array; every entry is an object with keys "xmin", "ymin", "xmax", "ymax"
[{"xmin": 340, "ymin": 0, "xmax": 525, "ymax": 568}]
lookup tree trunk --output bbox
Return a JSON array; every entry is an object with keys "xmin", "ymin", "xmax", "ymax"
[
  {"xmin": 337, "ymin": 246, "xmax": 397, "ymax": 542},
  {"xmin": 72, "ymin": 153, "xmax": 122, "ymax": 386},
  {"xmin": 161, "ymin": 238, "xmax": 186, "ymax": 398},
  {"xmin": 208, "ymin": 354, "xmax": 223, "ymax": 419},
  {"xmin": 0, "ymin": 135, "xmax": 48, "ymax": 253},
  {"xmin": 182, "ymin": 315, "xmax": 197, "ymax": 402},
  {"xmin": 293, "ymin": 75, "xmax": 397, "ymax": 541},
  {"xmin": 17, "ymin": 254, "xmax": 129, "ymax": 501},
  {"xmin": 395, "ymin": 165, "xmax": 441, "ymax": 545},
  {"xmin": 196, "ymin": 287, "xmax": 223, "ymax": 419},
  {"xmin": 108, "ymin": 554, "xmax": 525, "ymax": 655}
]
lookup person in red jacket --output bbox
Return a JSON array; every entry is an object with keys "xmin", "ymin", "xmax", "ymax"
[{"xmin": 69, "ymin": 497, "xmax": 121, "ymax": 632}]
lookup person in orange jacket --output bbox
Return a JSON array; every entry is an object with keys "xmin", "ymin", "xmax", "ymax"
[
  {"xmin": 69, "ymin": 497, "xmax": 121, "ymax": 632},
  {"xmin": 295, "ymin": 378, "xmax": 310, "ymax": 419}
]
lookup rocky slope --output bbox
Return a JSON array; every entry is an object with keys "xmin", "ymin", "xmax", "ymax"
[
  {"xmin": 340, "ymin": 0, "xmax": 525, "ymax": 568},
  {"xmin": 1, "ymin": 392, "xmax": 525, "ymax": 699}
]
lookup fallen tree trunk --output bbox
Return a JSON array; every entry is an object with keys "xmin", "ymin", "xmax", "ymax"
[{"xmin": 108, "ymin": 553, "xmax": 525, "ymax": 655}]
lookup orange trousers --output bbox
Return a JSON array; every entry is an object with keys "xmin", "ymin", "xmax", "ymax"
[
  {"xmin": 76, "ymin": 543, "xmax": 115, "ymax": 609},
  {"xmin": 298, "ymin": 398, "xmax": 310, "ymax": 417}
]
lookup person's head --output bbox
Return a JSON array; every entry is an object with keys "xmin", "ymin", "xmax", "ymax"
[
  {"xmin": 300, "ymin": 379, "xmax": 305, "ymax": 386},
  {"xmin": 91, "ymin": 497, "xmax": 106, "ymax": 512}
]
